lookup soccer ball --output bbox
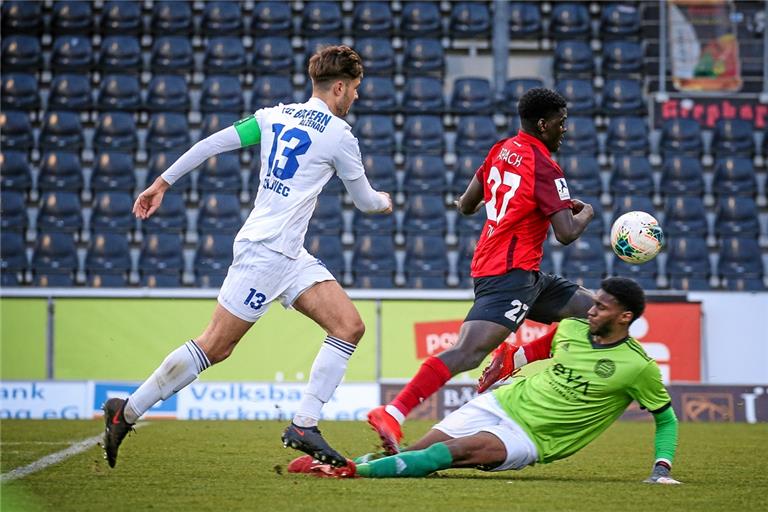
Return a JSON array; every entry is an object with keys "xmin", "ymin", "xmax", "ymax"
[{"xmin": 610, "ymin": 211, "xmax": 664, "ymax": 264}]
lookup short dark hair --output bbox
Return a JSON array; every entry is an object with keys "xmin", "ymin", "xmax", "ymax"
[
  {"xmin": 308, "ymin": 45, "xmax": 363, "ymax": 88},
  {"xmin": 600, "ymin": 277, "xmax": 646, "ymax": 324},
  {"xmin": 517, "ymin": 87, "xmax": 567, "ymax": 123}
]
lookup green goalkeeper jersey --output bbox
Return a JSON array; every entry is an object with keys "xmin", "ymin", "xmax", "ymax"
[{"xmin": 493, "ymin": 318, "xmax": 671, "ymax": 463}]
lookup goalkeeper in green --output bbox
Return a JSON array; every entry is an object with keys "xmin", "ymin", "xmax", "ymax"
[{"xmin": 289, "ymin": 277, "xmax": 680, "ymax": 484}]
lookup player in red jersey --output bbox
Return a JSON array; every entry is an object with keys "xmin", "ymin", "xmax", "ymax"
[{"xmin": 368, "ymin": 88, "xmax": 597, "ymax": 453}]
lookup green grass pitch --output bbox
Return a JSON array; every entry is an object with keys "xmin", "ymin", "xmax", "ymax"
[{"xmin": 1, "ymin": 420, "xmax": 766, "ymax": 512}]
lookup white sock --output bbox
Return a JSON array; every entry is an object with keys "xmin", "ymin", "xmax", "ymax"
[
  {"xmin": 293, "ymin": 335, "xmax": 356, "ymax": 428},
  {"xmin": 385, "ymin": 404, "xmax": 406, "ymax": 424},
  {"xmin": 124, "ymin": 340, "xmax": 210, "ymax": 423}
]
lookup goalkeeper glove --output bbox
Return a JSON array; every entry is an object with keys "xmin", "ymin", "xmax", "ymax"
[{"xmin": 644, "ymin": 462, "xmax": 681, "ymax": 485}]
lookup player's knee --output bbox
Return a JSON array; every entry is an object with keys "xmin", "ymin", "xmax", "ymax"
[{"xmin": 333, "ymin": 317, "xmax": 365, "ymax": 344}]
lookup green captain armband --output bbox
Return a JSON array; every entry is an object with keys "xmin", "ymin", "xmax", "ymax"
[{"xmin": 234, "ymin": 115, "xmax": 261, "ymax": 147}]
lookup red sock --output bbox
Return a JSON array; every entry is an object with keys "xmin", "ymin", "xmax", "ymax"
[
  {"xmin": 390, "ymin": 356, "xmax": 452, "ymax": 418},
  {"xmin": 522, "ymin": 327, "xmax": 557, "ymax": 363}
]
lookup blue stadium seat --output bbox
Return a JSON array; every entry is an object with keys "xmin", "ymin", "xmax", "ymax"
[
  {"xmin": 663, "ymin": 196, "xmax": 707, "ymax": 237},
  {"xmin": 151, "ymin": 1, "xmax": 193, "ymax": 35},
  {"xmin": 457, "ymin": 235, "xmax": 477, "ymax": 285},
  {"xmin": 94, "ymin": 112, "xmax": 138, "ymax": 152},
  {"xmin": 602, "ymin": 41, "xmax": 643, "ymax": 77},
  {"xmin": 205, "ymin": 37, "xmax": 247, "ymax": 74},
  {"xmin": 353, "ymin": 115, "xmax": 396, "ymax": 155},
  {"xmin": 718, "ymin": 237, "xmax": 764, "ymax": 291},
  {"xmin": 252, "ymin": 1, "xmax": 292, "ymax": 36},
  {"xmin": 202, "ymin": 1, "xmax": 243, "ymax": 36},
  {"xmin": 555, "ymin": 79, "xmax": 596, "ymax": 115},
  {"xmin": 362, "ymin": 154, "xmax": 397, "ymax": 192},
  {"xmin": 52, "ymin": 1, "xmax": 92, "ymax": 35},
  {"xmin": 100, "ymin": 1, "xmax": 142, "ymax": 35},
  {"xmin": 605, "ymin": 116, "xmax": 648, "ymax": 155},
  {"xmin": 352, "ymin": 210, "xmax": 396, "ymax": 235},
  {"xmin": 715, "ymin": 196, "xmax": 759, "ymax": 239},
  {"xmin": 1, "ymin": 231, "xmax": 27, "ymax": 286},
  {"xmin": 252, "ymin": 75, "xmax": 293, "ymax": 110},
  {"xmin": 660, "ymin": 156, "xmax": 704, "ymax": 197},
  {"xmin": 508, "ymin": 2, "xmax": 542, "ymax": 39},
  {"xmin": 37, "ymin": 191, "xmax": 82, "ymax": 233},
  {"xmin": 96, "ymin": 75, "xmax": 141, "ymax": 112},
  {"xmin": 0, "ymin": 111, "xmax": 33, "ymax": 150},
  {"xmin": 456, "ymin": 209, "xmax": 486, "ymax": 237},
  {"xmin": 550, "ymin": 2, "xmax": 591, "ymax": 39},
  {"xmin": 146, "ymin": 113, "xmax": 191, "ymax": 152},
  {"xmin": 403, "ymin": 115, "xmax": 444, "ymax": 155},
  {"xmin": 302, "ymin": 1, "xmax": 342, "ymax": 37},
  {"xmin": 139, "ymin": 233, "xmax": 184, "ymax": 287},
  {"xmin": 1, "ymin": 73, "xmax": 39, "ymax": 111},
  {"xmin": 403, "ymin": 154, "xmax": 447, "ymax": 193},
  {"xmin": 146, "ymin": 151, "xmax": 190, "ymax": 195},
  {"xmin": 201, "ymin": 75, "xmax": 244, "ymax": 113},
  {"xmin": 450, "ymin": 2, "xmax": 491, "ymax": 38},
  {"xmin": 98, "ymin": 36, "xmax": 142, "ymax": 74},
  {"xmin": 553, "ymin": 40, "xmax": 594, "ymax": 78},
  {"xmin": 561, "ymin": 236, "xmax": 606, "ymax": 289},
  {"xmin": 610, "ymin": 156, "xmax": 653, "ymax": 196},
  {"xmin": 452, "ymin": 152, "xmax": 484, "ymax": 195},
  {"xmin": 402, "ymin": 77, "xmax": 445, "ymax": 114},
  {"xmin": 400, "ymin": 2, "xmax": 442, "ymax": 38},
  {"xmin": 198, "ymin": 153, "xmax": 242, "ymax": 194},
  {"xmin": 612, "ymin": 195, "xmax": 655, "ymax": 222},
  {"xmin": 38, "ymin": 151, "xmax": 83, "ymax": 192},
  {"xmin": 49, "ymin": 74, "xmax": 92, "ymax": 111},
  {"xmin": 660, "ymin": 119, "xmax": 703, "ymax": 157},
  {"xmin": 32, "ymin": 232, "xmax": 77, "ymax": 286},
  {"xmin": 201, "ymin": 113, "xmax": 240, "ymax": 139},
  {"xmin": 559, "ymin": 116, "xmax": 598, "ymax": 155},
  {"xmin": 353, "ymin": 38, "xmax": 396, "ymax": 76},
  {"xmin": 91, "ymin": 152, "xmax": 136, "ymax": 193},
  {"xmin": 40, "ymin": 111, "xmax": 84, "ymax": 151},
  {"xmin": 252, "ymin": 37, "xmax": 293, "ymax": 75},
  {"xmin": 198, "ymin": 193, "xmax": 242, "ymax": 234},
  {"xmin": 151, "ymin": 36, "xmax": 193, "ymax": 74},
  {"xmin": 612, "ymin": 256, "xmax": 657, "ymax": 290},
  {"xmin": 580, "ymin": 195, "xmax": 605, "ymax": 237},
  {"xmin": 711, "ymin": 119, "xmax": 754, "ymax": 158},
  {"xmin": 91, "ymin": 191, "xmax": 134, "ymax": 233},
  {"xmin": 51, "ymin": 35, "xmax": 92, "ymax": 72},
  {"xmin": 141, "ymin": 191, "xmax": 187, "ymax": 234},
  {"xmin": 304, "ymin": 37, "xmax": 344, "ymax": 69},
  {"xmin": 353, "ymin": 2, "xmax": 394, "ymax": 37},
  {"xmin": 713, "ymin": 157, "xmax": 756, "ymax": 197},
  {"xmin": 307, "ymin": 192, "xmax": 343, "ymax": 235},
  {"xmin": 356, "ymin": 76, "xmax": 397, "ymax": 113},
  {"xmin": 2, "ymin": 35, "xmax": 41, "ymax": 72},
  {"xmin": 455, "ymin": 116, "xmax": 497, "ymax": 154},
  {"xmin": 146, "ymin": 75, "xmax": 190, "ymax": 112},
  {"xmin": 304, "ymin": 234, "xmax": 344, "ymax": 278},
  {"xmin": 0, "ymin": 190, "xmax": 28, "ymax": 233},
  {"xmin": 353, "ymin": 234, "xmax": 396, "ymax": 289},
  {"xmin": 666, "ymin": 237, "xmax": 710, "ymax": 290},
  {"xmin": 405, "ymin": 235, "xmax": 448, "ymax": 289},
  {"xmin": 602, "ymin": 79, "xmax": 645, "ymax": 116},
  {"xmin": 600, "ymin": 3, "xmax": 641, "ymax": 39},
  {"xmin": 402, "ymin": 194, "xmax": 446, "ymax": 233},
  {"xmin": 2, "ymin": 1, "xmax": 43, "ymax": 35},
  {"xmin": 451, "ymin": 77, "xmax": 492, "ymax": 114},
  {"xmin": 86, "ymin": 232, "xmax": 131, "ymax": 287},
  {"xmin": 559, "ymin": 155, "xmax": 601, "ymax": 196},
  {"xmin": 0, "ymin": 151, "xmax": 32, "ymax": 192},
  {"xmin": 403, "ymin": 38, "xmax": 444, "ymax": 76},
  {"xmin": 195, "ymin": 233, "xmax": 234, "ymax": 288}
]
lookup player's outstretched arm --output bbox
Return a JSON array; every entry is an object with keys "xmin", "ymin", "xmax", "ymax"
[
  {"xmin": 342, "ymin": 176, "xmax": 392, "ymax": 214},
  {"xmin": 133, "ymin": 176, "xmax": 170, "ymax": 219},
  {"xmin": 644, "ymin": 406, "xmax": 681, "ymax": 484}
]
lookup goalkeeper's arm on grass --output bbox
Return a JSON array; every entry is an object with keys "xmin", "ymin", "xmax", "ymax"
[{"xmin": 644, "ymin": 404, "xmax": 681, "ymax": 485}]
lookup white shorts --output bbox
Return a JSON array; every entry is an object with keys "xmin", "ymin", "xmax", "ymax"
[
  {"xmin": 217, "ymin": 240, "xmax": 335, "ymax": 322},
  {"xmin": 433, "ymin": 392, "xmax": 539, "ymax": 472}
]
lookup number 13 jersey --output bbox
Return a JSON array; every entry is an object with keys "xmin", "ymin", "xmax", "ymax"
[{"xmin": 471, "ymin": 131, "xmax": 573, "ymax": 277}]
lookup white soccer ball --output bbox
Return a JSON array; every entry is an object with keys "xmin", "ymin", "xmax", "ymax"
[{"xmin": 610, "ymin": 211, "xmax": 664, "ymax": 264}]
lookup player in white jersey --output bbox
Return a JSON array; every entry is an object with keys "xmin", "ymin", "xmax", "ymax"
[{"xmin": 102, "ymin": 46, "xmax": 392, "ymax": 469}]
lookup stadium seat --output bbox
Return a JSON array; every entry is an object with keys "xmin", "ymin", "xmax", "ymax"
[
  {"xmin": 553, "ymin": 40, "xmax": 594, "ymax": 78},
  {"xmin": 251, "ymin": 37, "xmax": 293, "ymax": 75},
  {"xmin": 550, "ymin": 2, "xmax": 591, "ymax": 39},
  {"xmin": 403, "ymin": 115, "xmax": 444, "ymax": 155},
  {"xmin": 403, "ymin": 39, "xmax": 445, "ymax": 76},
  {"xmin": 663, "ymin": 196, "xmax": 707, "ymax": 237},
  {"xmin": 602, "ymin": 41, "xmax": 643, "ymax": 77},
  {"xmin": 0, "ymin": 190, "xmax": 28, "ymax": 233},
  {"xmin": 48, "ymin": 74, "xmax": 92, "ymax": 111},
  {"xmin": 37, "ymin": 151, "xmax": 84, "ymax": 192},
  {"xmin": 402, "ymin": 77, "xmax": 445, "ymax": 114},
  {"xmin": 1, "ymin": 73, "xmax": 39, "ymax": 111},
  {"xmin": 402, "ymin": 194, "xmax": 446, "ymax": 233},
  {"xmin": 201, "ymin": 75, "xmax": 244, "ymax": 113},
  {"xmin": 251, "ymin": 75, "xmax": 293, "ymax": 110},
  {"xmin": 715, "ymin": 196, "xmax": 759, "ymax": 239},
  {"xmin": 457, "ymin": 235, "xmax": 477, "ymax": 283},
  {"xmin": 405, "ymin": 235, "xmax": 448, "ymax": 289},
  {"xmin": 555, "ymin": 79, "xmax": 596, "ymax": 115},
  {"xmin": 605, "ymin": 116, "xmax": 649, "ymax": 155},
  {"xmin": 451, "ymin": 77, "xmax": 493, "ymax": 114},
  {"xmin": 2, "ymin": 1, "xmax": 42, "ymax": 35},
  {"xmin": 452, "ymin": 152, "xmax": 484, "ymax": 195},
  {"xmin": 559, "ymin": 155, "xmax": 602, "ymax": 196},
  {"xmin": 100, "ymin": 1, "xmax": 142, "ymax": 35},
  {"xmin": 146, "ymin": 113, "xmax": 191, "ymax": 152},
  {"xmin": 666, "ymin": 237, "xmax": 710, "ymax": 290},
  {"xmin": 91, "ymin": 152, "xmax": 136, "ymax": 193},
  {"xmin": 456, "ymin": 206, "xmax": 486, "ymax": 237},
  {"xmin": 303, "ymin": 37, "xmax": 344, "ymax": 68},
  {"xmin": 2, "ymin": 35, "xmax": 41, "ymax": 72},
  {"xmin": 1, "ymin": 230, "xmax": 27, "ymax": 286},
  {"xmin": 355, "ymin": 76, "xmax": 398, "ymax": 114},
  {"xmin": 32, "ymin": 232, "xmax": 78, "ymax": 286},
  {"xmin": 198, "ymin": 153, "xmax": 242, "ymax": 194},
  {"xmin": 37, "ymin": 191, "xmax": 83, "ymax": 233},
  {"xmin": 613, "ymin": 195, "xmax": 655, "ymax": 221},
  {"xmin": 151, "ymin": 37, "xmax": 194, "ymax": 74},
  {"xmin": 353, "ymin": 115, "xmax": 396, "ymax": 155},
  {"xmin": 201, "ymin": 113, "xmax": 240, "ymax": 139},
  {"xmin": 205, "ymin": 37, "xmax": 247, "ymax": 74},
  {"xmin": 91, "ymin": 191, "xmax": 134, "ymax": 233},
  {"xmin": 198, "ymin": 193, "xmax": 242, "ymax": 234},
  {"xmin": 139, "ymin": 233, "xmax": 184, "ymax": 287},
  {"xmin": 195, "ymin": 233, "xmax": 234, "ymax": 288},
  {"xmin": 713, "ymin": 157, "xmax": 756, "ymax": 198},
  {"xmin": 151, "ymin": 1, "xmax": 193, "ymax": 35},
  {"xmin": 353, "ymin": 2, "xmax": 394, "ymax": 37},
  {"xmin": 146, "ymin": 151, "xmax": 190, "ymax": 195},
  {"xmin": 602, "ymin": 79, "xmax": 645, "ymax": 116},
  {"xmin": 252, "ymin": 1, "xmax": 292, "ymax": 36},
  {"xmin": 141, "ymin": 191, "xmax": 187, "ymax": 234},
  {"xmin": 145, "ymin": 75, "xmax": 189, "ymax": 112},
  {"xmin": 559, "ymin": 116, "xmax": 598, "ymax": 155},
  {"xmin": 561, "ymin": 236, "xmax": 606, "ymax": 289},
  {"xmin": 94, "ymin": 112, "xmax": 138, "ymax": 152},
  {"xmin": 307, "ymin": 192, "xmax": 343, "ymax": 235},
  {"xmin": 450, "ymin": 2, "xmax": 491, "ymax": 38},
  {"xmin": 403, "ymin": 154, "xmax": 447, "ymax": 193},
  {"xmin": 718, "ymin": 237, "xmax": 764, "ymax": 291},
  {"xmin": 660, "ymin": 156, "xmax": 704, "ymax": 197},
  {"xmin": 361, "ymin": 154, "xmax": 396, "ymax": 192},
  {"xmin": 612, "ymin": 257, "xmax": 657, "ymax": 290},
  {"xmin": 352, "ymin": 210, "xmax": 396, "ymax": 235},
  {"xmin": 400, "ymin": 2, "xmax": 442, "ymax": 38},
  {"xmin": 660, "ymin": 119, "xmax": 703, "ymax": 157},
  {"xmin": 455, "ymin": 116, "xmax": 497, "ymax": 154},
  {"xmin": 51, "ymin": 35, "xmax": 92, "ymax": 72},
  {"xmin": 0, "ymin": 151, "xmax": 32, "ymax": 192},
  {"xmin": 0, "ymin": 111, "xmax": 34, "ymax": 150},
  {"xmin": 353, "ymin": 38, "xmax": 396, "ymax": 77},
  {"xmin": 304, "ymin": 234, "xmax": 344, "ymax": 278},
  {"xmin": 580, "ymin": 195, "xmax": 605, "ymax": 237},
  {"xmin": 600, "ymin": 3, "xmax": 641, "ymax": 39},
  {"xmin": 711, "ymin": 119, "xmax": 755, "ymax": 158},
  {"xmin": 98, "ymin": 36, "xmax": 142, "ymax": 74},
  {"xmin": 301, "ymin": 1, "xmax": 342, "ymax": 37},
  {"xmin": 86, "ymin": 232, "xmax": 131, "ymax": 287},
  {"xmin": 84, "ymin": 64, "xmax": 127, "ymax": 108},
  {"xmin": 610, "ymin": 156, "xmax": 654, "ymax": 196},
  {"xmin": 40, "ymin": 111, "xmax": 84, "ymax": 151},
  {"xmin": 202, "ymin": 1, "xmax": 243, "ymax": 36},
  {"xmin": 51, "ymin": 1, "xmax": 92, "ymax": 35},
  {"xmin": 508, "ymin": 2, "xmax": 542, "ymax": 39}
]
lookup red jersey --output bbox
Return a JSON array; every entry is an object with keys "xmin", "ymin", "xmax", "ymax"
[{"xmin": 470, "ymin": 131, "xmax": 572, "ymax": 277}]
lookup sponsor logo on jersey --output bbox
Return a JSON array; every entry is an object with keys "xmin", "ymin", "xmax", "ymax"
[{"xmin": 554, "ymin": 178, "xmax": 570, "ymax": 200}]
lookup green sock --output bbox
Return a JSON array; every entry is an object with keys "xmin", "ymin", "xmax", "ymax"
[{"xmin": 356, "ymin": 442, "xmax": 453, "ymax": 478}]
